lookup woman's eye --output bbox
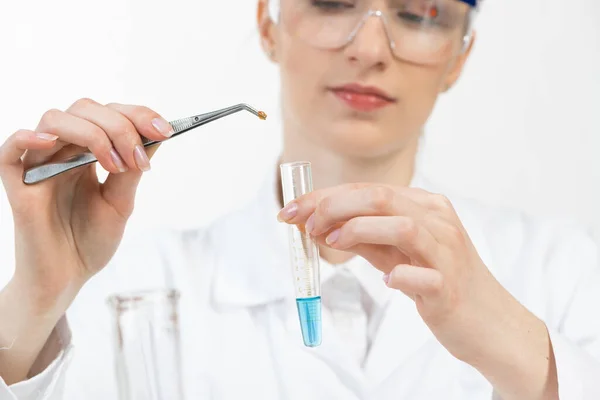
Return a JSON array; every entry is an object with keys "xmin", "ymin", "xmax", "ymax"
[
  {"xmin": 397, "ymin": 5, "xmax": 442, "ymax": 25},
  {"xmin": 398, "ymin": 12, "xmax": 426, "ymax": 23},
  {"xmin": 311, "ymin": 1, "xmax": 354, "ymax": 10},
  {"xmin": 397, "ymin": 0, "xmax": 442, "ymax": 23}
]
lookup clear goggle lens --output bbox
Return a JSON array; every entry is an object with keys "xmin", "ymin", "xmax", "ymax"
[{"xmin": 273, "ymin": 0, "xmax": 476, "ymax": 65}]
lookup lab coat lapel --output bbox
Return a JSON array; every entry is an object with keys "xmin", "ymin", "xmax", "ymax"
[
  {"xmin": 279, "ymin": 299, "xmax": 369, "ymax": 398},
  {"xmin": 367, "ymin": 337, "xmax": 463, "ymax": 400},
  {"xmin": 363, "ymin": 290, "xmax": 435, "ymax": 386}
]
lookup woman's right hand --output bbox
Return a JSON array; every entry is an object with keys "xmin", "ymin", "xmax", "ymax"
[{"xmin": 0, "ymin": 98, "xmax": 174, "ymax": 313}]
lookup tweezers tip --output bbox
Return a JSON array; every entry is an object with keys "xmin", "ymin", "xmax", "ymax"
[{"xmin": 258, "ymin": 111, "xmax": 267, "ymax": 120}]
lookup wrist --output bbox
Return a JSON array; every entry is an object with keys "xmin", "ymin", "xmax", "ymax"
[
  {"xmin": 0, "ymin": 277, "xmax": 70, "ymax": 384},
  {"xmin": 9, "ymin": 271, "xmax": 83, "ymax": 318},
  {"xmin": 457, "ymin": 276, "xmax": 556, "ymax": 399}
]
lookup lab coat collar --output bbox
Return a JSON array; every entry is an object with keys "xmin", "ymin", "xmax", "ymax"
[
  {"xmin": 209, "ymin": 154, "xmax": 497, "ymax": 310},
  {"xmin": 320, "ymin": 254, "xmax": 392, "ymax": 311}
]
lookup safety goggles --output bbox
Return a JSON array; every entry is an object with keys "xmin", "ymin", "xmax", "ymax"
[{"xmin": 269, "ymin": 0, "xmax": 480, "ymax": 66}]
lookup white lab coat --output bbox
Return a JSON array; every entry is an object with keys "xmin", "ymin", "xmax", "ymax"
[{"xmin": 1, "ymin": 163, "xmax": 600, "ymax": 400}]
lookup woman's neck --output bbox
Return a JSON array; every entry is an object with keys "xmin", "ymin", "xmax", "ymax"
[{"xmin": 278, "ymin": 126, "xmax": 421, "ymax": 264}]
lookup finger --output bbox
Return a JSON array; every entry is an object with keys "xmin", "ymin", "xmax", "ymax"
[
  {"xmin": 350, "ymin": 244, "xmax": 408, "ymax": 272},
  {"xmin": 323, "ymin": 216, "xmax": 441, "ymax": 268},
  {"xmin": 69, "ymin": 99, "xmax": 172, "ymax": 172},
  {"xmin": 65, "ymin": 99, "xmax": 139, "ymax": 172},
  {"xmin": 0, "ymin": 130, "xmax": 58, "ymax": 167},
  {"xmin": 335, "ymin": 242, "xmax": 410, "ymax": 273},
  {"xmin": 0, "ymin": 130, "xmax": 59, "ymax": 187},
  {"xmin": 306, "ymin": 220, "xmax": 410, "ymax": 272},
  {"xmin": 104, "ymin": 101, "xmax": 174, "ymax": 140},
  {"xmin": 27, "ymin": 108, "xmax": 123, "ymax": 174},
  {"xmin": 105, "ymin": 102, "xmax": 173, "ymax": 172},
  {"xmin": 277, "ymin": 182, "xmax": 372, "ymax": 223},
  {"xmin": 105, "ymin": 102, "xmax": 173, "ymax": 138},
  {"xmin": 310, "ymin": 186, "xmax": 428, "ymax": 236},
  {"xmin": 278, "ymin": 184, "xmax": 450, "ymax": 227},
  {"xmin": 101, "ymin": 144, "xmax": 161, "ymax": 219},
  {"xmin": 385, "ymin": 264, "xmax": 444, "ymax": 298}
]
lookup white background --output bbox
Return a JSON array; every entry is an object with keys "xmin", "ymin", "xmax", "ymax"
[{"xmin": 0, "ymin": 0, "xmax": 599, "ymax": 282}]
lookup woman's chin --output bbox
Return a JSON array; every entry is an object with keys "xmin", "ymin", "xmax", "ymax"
[{"xmin": 317, "ymin": 125, "xmax": 405, "ymax": 159}]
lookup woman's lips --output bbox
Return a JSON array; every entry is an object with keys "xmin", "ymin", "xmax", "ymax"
[{"xmin": 329, "ymin": 83, "xmax": 397, "ymax": 112}]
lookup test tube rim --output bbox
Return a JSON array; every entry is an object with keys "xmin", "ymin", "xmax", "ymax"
[{"xmin": 280, "ymin": 161, "xmax": 311, "ymax": 169}]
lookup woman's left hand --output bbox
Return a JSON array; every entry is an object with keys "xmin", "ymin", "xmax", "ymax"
[{"xmin": 277, "ymin": 183, "xmax": 557, "ymax": 400}]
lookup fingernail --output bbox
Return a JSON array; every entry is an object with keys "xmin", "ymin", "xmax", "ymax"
[
  {"xmin": 110, "ymin": 148, "xmax": 128, "ymax": 173},
  {"xmin": 134, "ymin": 145, "xmax": 151, "ymax": 171},
  {"xmin": 305, "ymin": 214, "xmax": 315, "ymax": 235},
  {"xmin": 35, "ymin": 132, "xmax": 58, "ymax": 141},
  {"xmin": 278, "ymin": 202, "xmax": 298, "ymax": 222},
  {"xmin": 152, "ymin": 118, "xmax": 174, "ymax": 137},
  {"xmin": 382, "ymin": 273, "xmax": 390, "ymax": 285},
  {"xmin": 325, "ymin": 229, "xmax": 340, "ymax": 245}
]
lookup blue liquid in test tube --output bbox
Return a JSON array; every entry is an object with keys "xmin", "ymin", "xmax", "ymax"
[
  {"xmin": 280, "ymin": 161, "xmax": 322, "ymax": 347},
  {"xmin": 296, "ymin": 296, "xmax": 322, "ymax": 347}
]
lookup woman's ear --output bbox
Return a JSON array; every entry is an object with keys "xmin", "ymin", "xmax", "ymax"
[
  {"xmin": 257, "ymin": 0, "xmax": 278, "ymax": 62},
  {"xmin": 442, "ymin": 30, "xmax": 476, "ymax": 92}
]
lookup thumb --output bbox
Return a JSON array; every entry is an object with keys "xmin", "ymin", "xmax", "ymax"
[
  {"xmin": 384, "ymin": 264, "xmax": 444, "ymax": 298},
  {"xmin": 101, "ymin": 144, "xmax": 161, "ymax": 218},
  {"xmin": 0, "ymin": 130, "xmax": 59, "ymax": 196}
]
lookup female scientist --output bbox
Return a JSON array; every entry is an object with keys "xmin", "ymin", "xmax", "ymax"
[{"xmin": 0, "ymin": 0, "xmax": 599, "ymax": 399}]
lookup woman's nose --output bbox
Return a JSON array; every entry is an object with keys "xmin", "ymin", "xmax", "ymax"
[{"xmin": 343, "ymin": 11, "xmax": 395, "ymax": 69}]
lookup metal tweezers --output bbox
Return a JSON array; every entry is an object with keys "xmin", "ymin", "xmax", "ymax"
[{"xmin": 22, "ymin": 103, "xmax": 266, "ymax": 184}]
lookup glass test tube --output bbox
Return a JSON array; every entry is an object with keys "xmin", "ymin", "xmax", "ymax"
[
  {"xmin": 107, "ymin": 289, "xmax": 185, "ymax": 400},
  {"xmin": 280, "ymin": 161, "xmax": 322, "ymax": 347}
]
